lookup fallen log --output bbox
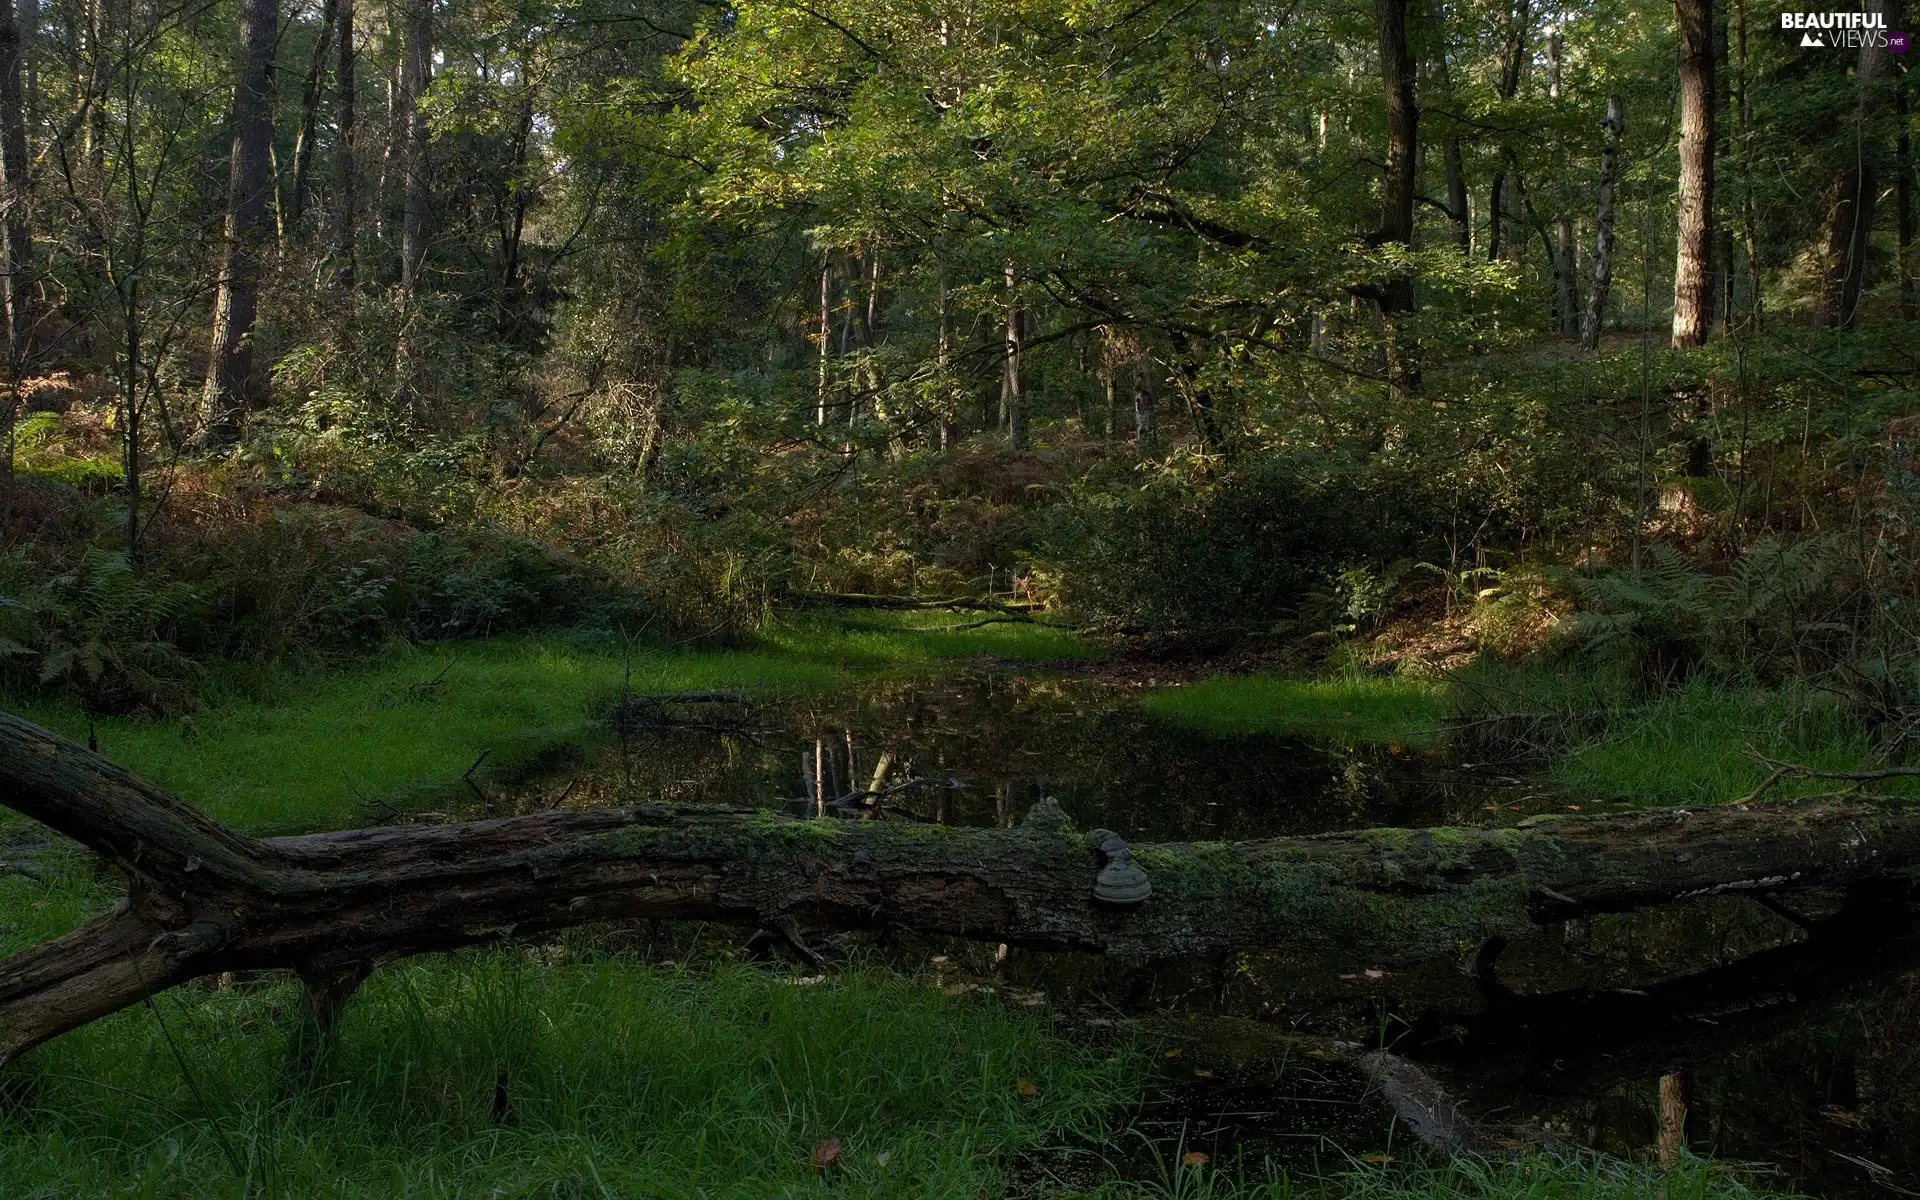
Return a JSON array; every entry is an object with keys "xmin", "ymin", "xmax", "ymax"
[
  {"xmin": 786, "ymin": 591, "xmax": 1043, "ymax": 614},
  {"xmin": 2, "ymin": 710, "xmax": 1920, "ymax": 1066}
]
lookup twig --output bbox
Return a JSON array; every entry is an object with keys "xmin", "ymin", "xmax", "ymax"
[
  {"xmin": 1737, "ymin": 755, "xmax": 1920, "ymax": 805},
  {"xmin": 923, "ymin": 616, "xmax": 1076, "ymax": 632}
]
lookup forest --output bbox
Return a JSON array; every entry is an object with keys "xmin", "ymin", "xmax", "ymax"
[{"xmin": 0, "ymin": 0, "xmax": 1914, "ymax": 1191}]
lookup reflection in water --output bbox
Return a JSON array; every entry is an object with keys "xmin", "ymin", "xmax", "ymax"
[{"xmin": 419, "ymin": 669, "xmax": 1920, "ymax": 1198}]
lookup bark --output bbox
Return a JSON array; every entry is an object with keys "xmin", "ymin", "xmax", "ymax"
[
  {"xmin": 1445, "ymin": 136, "xmax": 1468, "ymax": 252},
  {"xmin": 1374, "ymin": 0, "xmax": 1416, "ymax": 312},
  {"xmin": 198, "ymin": 0, "xmax": 278, "ymax": 448},
  {"xmin": 1431, "ymin": 41, "xmax": 1468, "ymax": 253},
  {"xmin": 398, "ymin": 0, "xmax": 430, "ymax": 293},
  {"xmin": 1581, "ymin": 96, "xmax": 1625, "ymax": 350},
  {"xmin": 1735, "ymin": 0, "xmax": 1759, "ymax": 328},
  {"xmin": 1671, "ymin": 0, "xmax": 1715, "ymax": 348},
  {"xmin": 392, "ymin": 0, "xmax": 431, "ymax": 414},
  {"xmin": 816, "ymin": 254, "xmax": 830, "ymax": 426},
  {"xmin": 8, "ymin": 711, "xmax": 1920, "ymax": 1066},
  {"xmin": 332, "ymin": 0, "xmax": 356, "ymax": 283},
  {"xmin": 289, "ymin": 0, "xmax": 341, "ymax": 232},
  {"xmin": 1816, "ymin": 0, "xmax": 1888, "ymax": 329},
  {"xmin": 1898, "ymin": 73, "xmax": 1912, "ymax": 321},
  {"xmin": 0, "ymin": 0, "xmax": 30, "ymax": 365},
  {"xmin": 1130, "ymin": 343, "xmax": 1154, "ymax": 443},
  {"xmin": 1000, "ymin": 264, "xmax": 1025, "ymax": 449},
  {"xmin": 1556, "ymin": 216, "xmax": 1578, "ymax": 338},
  {"xmin": 1549, "ymin": 29, "xmax": 1576, "ymax": 335}
]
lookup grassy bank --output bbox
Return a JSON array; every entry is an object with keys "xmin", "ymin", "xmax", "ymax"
[
  {"xmin": 1139, "ymin": 674, "xmax": 1446, "ymax": 746},
  {"xmin": 1139, "ymin": 660, "xmax": 1916, "ymax": 810},
  {"xmin": 10, "ymin": 611, "xmax": 1093, "ymax": 836}
]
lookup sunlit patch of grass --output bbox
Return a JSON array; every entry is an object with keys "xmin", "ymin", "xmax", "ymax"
[
  {"xmin": 12, "ymin": 634, "xmax": 843, "ymax": 836},
  {"xmin": 1139, "ymin": 674, "xmax": 1446, "ymax": 746},
  {"xmin": 1547, "ymin": 681, "xmax": 1913, "ymax": 808},
  {"xmin": 6, "ymin": 612, "xmax": 1095, "ymax": 837},
  {"xmin": 0, "ymin": 916, "xmax": 1134, "ymax": 1198},
  {"xmin": 757, "ymin": 608, "xmax": 1099, "ymax": 667}
]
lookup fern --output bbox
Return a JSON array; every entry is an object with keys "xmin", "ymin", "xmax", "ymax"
[{"xmin": 0, "ymin": 550, "xmax": 204, "ymax": 713}]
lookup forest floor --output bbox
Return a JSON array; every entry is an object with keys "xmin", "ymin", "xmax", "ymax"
[{"xmin": 0, "ymin": 614, "xmax": 1832, "ymax": 1197}]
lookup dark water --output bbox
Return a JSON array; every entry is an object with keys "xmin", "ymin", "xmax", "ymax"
[{"xmin": 426, "ymin": 668, "xmax": 1919, "ymax": 1198}]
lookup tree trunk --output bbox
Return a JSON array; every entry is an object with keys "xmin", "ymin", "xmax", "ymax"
[
  {"xmin": 1671, "ymin": 0, "xmax": 1715, "ymax": 348},
  {"xmin": 332, "ymin": 0, "xmax": 356, "ymax": 283},
  {"xmin": 1735, "ymin": 0, "xmax": 1759, "ymax": 329},
  {"xmin": 398, "ymin": 0, "xmax": 430, "ymax": 294},
  {"xmin": 1130, "ymin": 342, "xmax": 1154, "ymax": 443},
  {"xmin": 7, "ymin": 711, "xmax": 1920, "ymax": 1066},
  {"xmin": 393, "ymin": 0, "xmax": 431, "ymax": 415},
  {"xmin": 198, "ymin": 0, "xmax": 278, "ymax": 449},
  {"xmin": 1374, "ymin": 0, "xmax": 1417, "ymax": 312},
  {"xmin": 1898, "ymin": 74, "xmax": 1912, "ymax": 321},
  {"xmin": 1432, "ymin": 41, "xmax": 1469, "ymax": 253},
  {"xmin": 0, "ymin": 0, "xmax": 31, "ymax": 366},
  {"xmin": 1556, "ymin": 217, "xmax": 1578, "ymax": 338},
  {"xmin": 1549, "ymin": 29, "xmax": 1576, "ymax": 335},
  {"xmin": 289, "ymin": 0, "xmax": 340, "ymax": 232},
  {"xmin": 1581, "ymin": 96, "xmax": 1625, "ymax": 350},
  {"xmin": 1816, "ymin": 0, "xmax": 1888, "ymax": 329},
  {"xmin": 1000, "ymin": 265, "xmax": 1025, "ymax": 449},
  {"xmin": 1445, "ymin": 136, "xmax": 1468, "ymax": 252}
]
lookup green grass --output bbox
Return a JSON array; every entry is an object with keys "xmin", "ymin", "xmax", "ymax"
[
  {"xmin": 1443, "ymin": 658, "xmax": 1915, "ymax": 808},
  {"xmin": 1139, "ymin": 674, "xmax": 1446, "ymax": 746},
  {"xmin": 0, "ymin": 931, "xmax": 1132, "ymax": 1197},
  {"xmin": 14, "ymin": 635, "xmax": 835, "ymax": 836},
  {"xmin": 8, "ymin": 612, "xmax": 1095, "ymax": 837},
  {"xmin": 1547, "ymin": 681, "xmax": 1914, "ymax": 808}
]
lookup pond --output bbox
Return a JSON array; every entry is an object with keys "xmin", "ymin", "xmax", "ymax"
[{"xmin": 419, "ymin": 664, "xmax": 1917, "ymax": 1199}]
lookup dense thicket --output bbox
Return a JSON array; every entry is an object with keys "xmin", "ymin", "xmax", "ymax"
[{"xmin": 0, "ymin": 0, "xmax": 1912, "ymax": 707}]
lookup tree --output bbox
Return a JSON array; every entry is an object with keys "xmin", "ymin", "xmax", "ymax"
[
  {"xmin": 1374, "ymin": 0, "xmax": 1417, "ymax": 312},
  {"xmin": 1816, "ymin": 0, "xmax": 1890, "ymax": 329},
  {"xmin": 1671, "ymin": 0, "xmax": 1714, "ymax": 348},
  {"xmin": 198, "ymin": 0, "xmax": 278, "ymax": 448},
  {"xmin": 332, "ymin": 0, "xmax": 356, "ymax": 282},
  {"xmin": 1581, "ymin": 95, "xmax": 1624, "ymax": 350}
]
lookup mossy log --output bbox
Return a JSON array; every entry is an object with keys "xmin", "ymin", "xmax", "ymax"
[{"xmin": 3, "ymin": 710, "xmax": 1919, "ymax": 1065}]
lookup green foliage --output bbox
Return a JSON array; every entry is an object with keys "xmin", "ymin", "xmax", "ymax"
[
  {"xmin": 1563, "ymin": 539, "xmax": 1851, "ymax": 688},
  {"xmin": 1044, "ymin": 458, "xmax": 1423, "ymax": 639},
  {"xmin": 0, "ymin": 550, "xmax": 203, "ymax": 714}
]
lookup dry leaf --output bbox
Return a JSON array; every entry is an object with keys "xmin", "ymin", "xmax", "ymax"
[
  {"xmin": 1163, "ymin": 1048, "xmax": 1183, "ymax": 1058},
  {"xmin": 1182, "ymin": 1152, "xmax": 1210, "ymax": 1167},
  {"xmin": 810, "ymin": 1138, "xmax": 843, "ymax": 1169},
  {"xmin": 1363, "ymin": 968, "xmax": 1386, "ymax": 979},
  {"xmin": 1015, "ymin": 1078, "xmax": 1039, "ymax": 1096}
]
